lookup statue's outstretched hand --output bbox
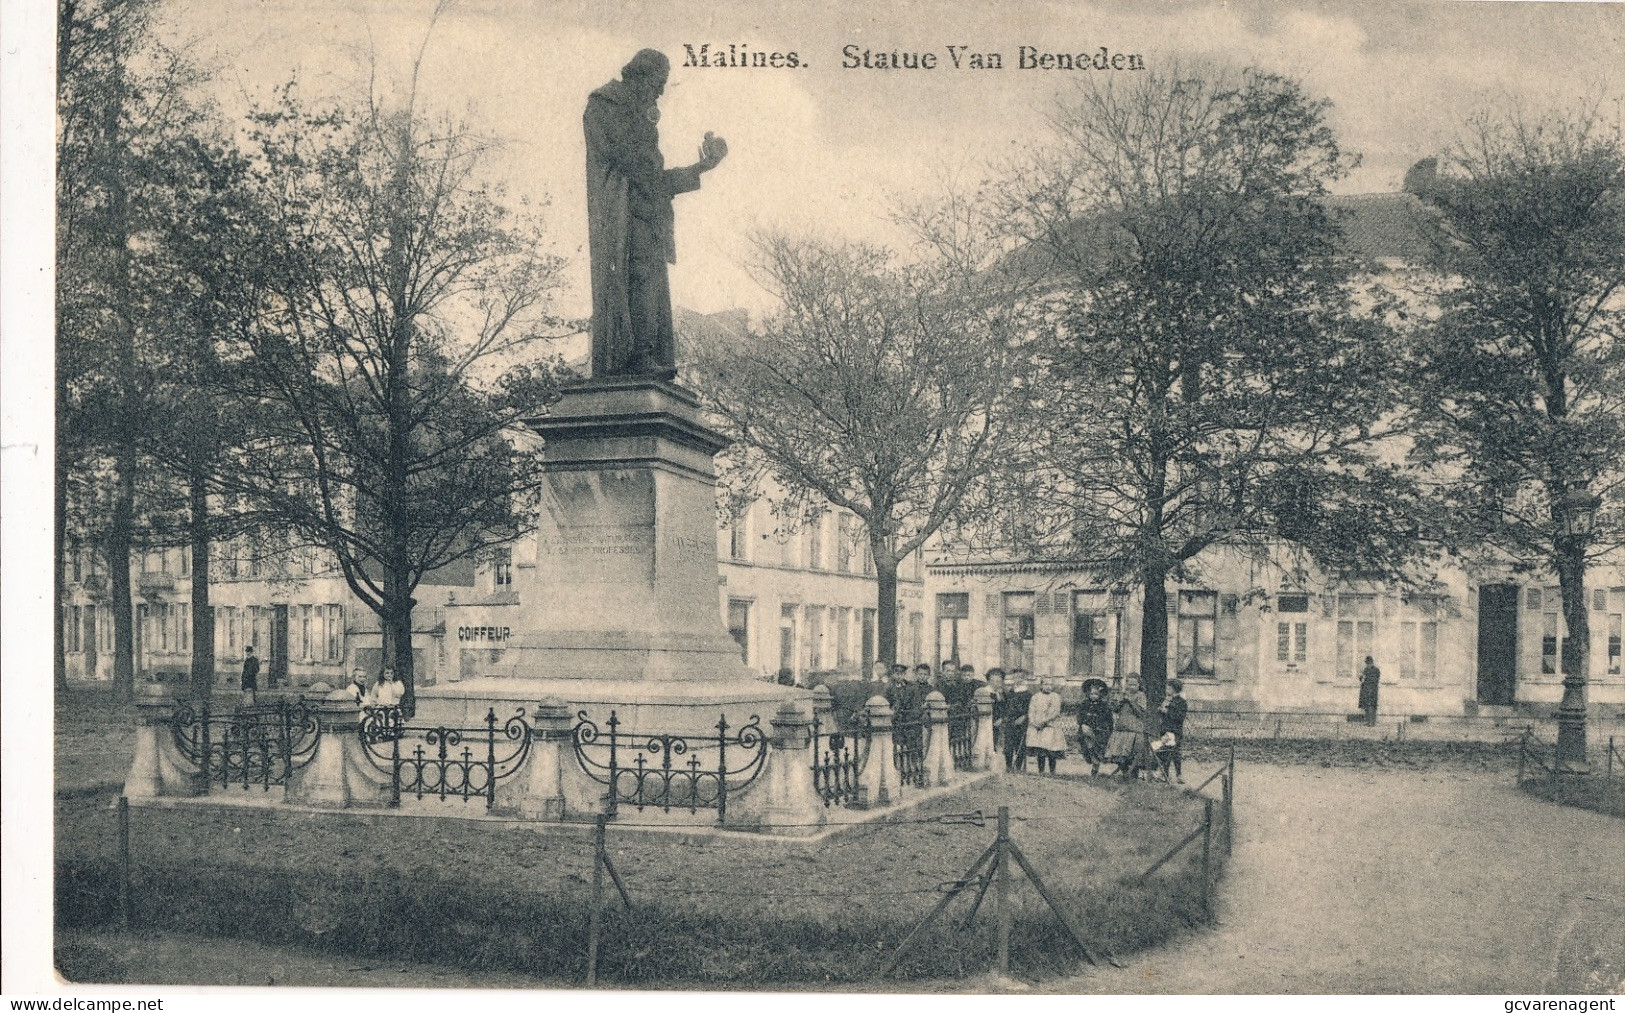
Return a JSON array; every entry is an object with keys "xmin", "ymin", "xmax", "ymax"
[{"xmin": 698, "ymin": 131, "xmax": 728, "ymax": 170}]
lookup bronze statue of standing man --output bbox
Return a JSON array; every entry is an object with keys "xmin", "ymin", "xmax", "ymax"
[{"xmin": 585, "ymin": 49, "xmax": 728, "ymax": 380}]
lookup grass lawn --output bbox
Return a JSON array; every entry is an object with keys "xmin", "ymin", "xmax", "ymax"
[
  {"xmin": 1518, "ymin": 774, "xmax": 1625, "ymax": 819},
  {"xmin": 56, "ymin": 764, "xmax": 1224, "ymax": 987}
]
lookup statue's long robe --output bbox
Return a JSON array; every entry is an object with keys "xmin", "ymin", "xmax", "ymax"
[{"xmin": 584, "ymin": 78, "xmax": 702, "ymax": 377}]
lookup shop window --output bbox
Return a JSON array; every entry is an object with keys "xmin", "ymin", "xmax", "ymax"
[{"xmin": 1176, "ymin": 591, "xmax": 1218, "ymax": 677}]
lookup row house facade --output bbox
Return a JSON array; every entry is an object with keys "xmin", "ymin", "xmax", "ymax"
[
  {"xmin": 59, "ymin": 499, "xmax": 922, "ymax": 690},
  {"xmin": 924, "ymin": 543, "xmax": 1625, "ymax": 717}
]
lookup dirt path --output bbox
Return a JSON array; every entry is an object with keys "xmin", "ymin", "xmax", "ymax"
[{"xmin": 1054, "ymin": 764, "xmax": 1625, "ymax": 994}]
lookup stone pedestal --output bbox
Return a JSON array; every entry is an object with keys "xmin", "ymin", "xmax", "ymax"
[
  {"xmin": 125, "ymin": 694, "xmax": 177, "ymax": 798},
  {"xmin": 924, "ymin": 690, "xmax": 953, "ymax": 787},
  {"xmin": 286, "ymin": 693, "xmax": 364, "ymax": 808},
  {"xmin": 753, "ymin": 699, "xmax": 825, "ymax": 836},
  {"xmin": 859, "ymin": 696, "xmax": 897, "ymax": 808},
  {"xmin": 972, "ymin": 686, "xmax": 996, "ymax": 772},
  {"xmin": 517, "ymin": 696, "xmax": 574, "ymax": 821},
  {"xmin": 499, "ymin": 377, "xmax": 760, "ymax": 684}
]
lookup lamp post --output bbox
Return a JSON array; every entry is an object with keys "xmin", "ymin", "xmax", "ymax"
[{"xmin": 1554, "ymin": 487, "xmax": 1602, "ymax": 774}]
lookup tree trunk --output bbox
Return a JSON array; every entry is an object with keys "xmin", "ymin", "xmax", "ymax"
[
  {"xmin": 873, "ymin": 542, "xmax": 899, "ymax": 667},
  {"xmin": 108, "ymin": 459, "xmax": 136, "ymax": 703},
  {"xmin": 1554, "ymin": 535, "xmax": 1591, "ymax": 764},
  {"xmin": 188, "ymin": 472, "xmax": 215, "ymax": 703},
  {"xmin": 382, "ymin": 570, "xmax": 417, "ymax": 717},
  {"xmin": 1139, "ymin": 569, "xmax": 1169, "ymax": 711},
  {"xmin": 54, "ymin": 449, "xmax": 70, "ymax": 694}
]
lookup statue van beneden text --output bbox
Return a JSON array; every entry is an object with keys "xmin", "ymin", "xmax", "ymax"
[{"xmin": 585, "ymin": 49, "xmax": 728, "ymax": 380}]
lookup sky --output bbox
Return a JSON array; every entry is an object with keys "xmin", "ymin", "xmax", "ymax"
[{"xmin": 152, "ymin": 0, "xmax": 1624, "ymax": 321}]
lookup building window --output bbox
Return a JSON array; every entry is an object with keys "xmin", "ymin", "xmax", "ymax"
[
  {"xmin": 1277, "ymin": 593, "xmax": 1310, "ymax": 614},
  {"xmin": 836, "ymin": 515, "xmax": 853, "ymax": 573},
  {"xmin": 998, "ymin": 592, "xmax": 1036, "ymax": 672},
  {"xmin": 808, "ymin": 515, "xmax": 825, "ymax": 571},
  {"xmin": 300, "ymin": 604, "xmax": 313, "ymax": 661},
  {"xmin": 1335, "ymin": 594, "xmax": 1377, "ymax": 680},
  {"xmin": 84, "ymin": 605, "xmax": 97, "ymax": 655},
  {"xmin": 1176, "ymin": 590, "xmax": 1218, "ymax": 677},
  {"xmin": 729, "ymin": 518, "xmax": 749, "ymax": 561},
  {"xmin": 1276, "ymin": 622, "xmax": 1308, "ymax": 665},
  {"xmin": 808, "ymin": 606, "xmax": 826, "ymax": 670},
  {"xmin": 726, "ymin": 599, "xmax": 751, "ymax": 666},
  {"xmin": 1398, "ymin": 621, "xmax": 1437, "ymax": 680},
  {"xmin": 178, "ymin": 547, "xmax": 190, "ymax": 578},
  {"xmin": 835, "ymin": 607, "xmax": 852, "ymax": 668},
  {"xmin": 493, "ymin": 548, "xmax": 513, "ymax": 588},
  {"xmin": 779, "ymin": 604, "xmax": 798, "ymax": 677},
  {"xmin": 937, "ymin": 593, "xmax": 969, "ymax": 667},
  {"xmin": 1608, "ymin": 611, "xmax": 1622, "ymax": 676},
  {"xmin": 326, "ymin": 605, "xmax": 344, "ymax": 661},
  {"xmin": 909, "ymin": 612, "xmax": 923, "ymax": 667},
  {"xmin": 1540, "ymin": 588, "xmax": 1568, "ymax": 676}
]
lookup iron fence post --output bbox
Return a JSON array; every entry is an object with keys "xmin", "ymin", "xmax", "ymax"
[
  {"xmin": 390, "ymin": 714, "xmax": 402, "ymax": 807},
  {"xmin": 717, "ymin": 713, "xmax": 729, "ymax": 825},
  {"xmin": 606, "ymin": 711, "xmax": 620, "ymax": 818},
  {"xmin": 1517, "ymin": 730, "xmax": 1527, "ymax": 784},
  {"xmin": 486, "ymin": 709, "xmax": 499, "ymax": 810},
  {"xmin": 1221, "ymin": 772, "xmax": 1233, "ymax": 857}
]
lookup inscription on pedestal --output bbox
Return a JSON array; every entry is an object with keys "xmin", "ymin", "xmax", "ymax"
[{"xmin": 538, "ymin": 528, "xmax": 654, "ymax": 583}]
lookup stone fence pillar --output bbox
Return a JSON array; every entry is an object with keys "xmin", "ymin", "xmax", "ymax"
[
  {"xmin": 859, "ymin": 695, "xmax": 896, "ymax": 808},
  {"xmin": 758, "ymin": 699, "xmax": 824, "ymax": 836},
  {"xmin": 972, "ymin": 686, "xmax": 996, "ymax": 772},
  {"xmin": 810, "ymin": 684, "xmax": 835, "ymax": 737},
  {"xmin": 924, "ymin": 690, "xmax": 953, "ymax": 787},
  {"xmin": 286, "ymin": 691, "xmax": 364, "ymax": 808},
  {"xmin": 517, "ymin": 696, "xmax": 574, "ymax": 821},
  {"xmin": 124, "ymin": 691, "xmax": 199, "ymax": 798}
]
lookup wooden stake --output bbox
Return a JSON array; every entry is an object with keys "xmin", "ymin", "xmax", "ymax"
[
  {"xmin": 1201, "ymin": 797, "xmax": 1214, "ymax": 920},
  {"xmin": 587, "ymin": 814, "xmax": 605, "ymax": 986},
  {"xmin": 118, "ymin": 796, "xmax": 131, "ymax": 929},
  {"xmin": 1004, "ymin": 840, "xmax": 1098, "ymax": 965},
  {"xmin": 874, "ymin": 839, "xmax": 996, "ymax": 978},
  {"xmin": 995, "ymin": 806, "xmax": 1010, "ymax": 978}
]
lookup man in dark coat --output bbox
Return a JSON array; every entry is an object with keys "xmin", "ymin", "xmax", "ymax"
[
  {"xmin": 584, "ymin": 49, "xmax": 728, "ymax": 378},
  {"xmin": 240, "ymin": 645, "xmax": 260, "ymax": 704},
  {"xmin": 1359, "ymin": 656, "xmax": 1381, "ymax": 725}
]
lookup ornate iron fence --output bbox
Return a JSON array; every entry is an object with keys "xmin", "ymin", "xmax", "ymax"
[
  {"xmin": 810, "ymin": 712, "xmax": 867, "ymax": 807},
  {"xmin": 169, "ymin": 698, "xmax": 321, "ymax": 791},
  {"xmin": 893, "ymin": 715, "xmax": 927, "ymax": 788},
  {"xmin": 947, "ymin": 705, "xmax": 976, "ymax": 772},
  {"xmin": 357, "ymin": 706, "xmax": 533, "ymax": 809},
  {"xmin": 571, "ymin": 710, "xmax": 768, "ymax": 824}
]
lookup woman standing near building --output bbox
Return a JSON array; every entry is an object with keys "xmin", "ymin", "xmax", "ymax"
[
  {"xmin": 1104, "ymin": 675, "xmax": 1151, "ymax": 780},
  {"xmin": 1026, "ymin": 677, "xmax": 1066, "ymax": 775}
]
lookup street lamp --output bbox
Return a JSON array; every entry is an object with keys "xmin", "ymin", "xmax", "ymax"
[{"xmin": 1554, "ymin": 487, "xmax": 1602, "ymax": 773}]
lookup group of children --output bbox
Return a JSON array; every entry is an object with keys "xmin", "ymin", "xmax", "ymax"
[{"xmin": 981, "ymin": 667, "xmax": 1190, "ymax": 783}]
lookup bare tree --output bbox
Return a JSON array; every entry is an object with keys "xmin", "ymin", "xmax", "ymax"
[
  {"xmin": 694, "ymin": 234, "xmax": 1039, "ymax": 666},
  {"xmin": 56, "ymin": 0, "xmax": 204, "ymax": 699},
  {"xmin": 1409, "ymin": 100, "xmax": 1625, "ymax": 766},
  {"xmin": 979, "ymin": 67, "xmax": 1419, "ymax": 706},
  {"xmin": 224, "ymin": 84, "xmax": 571, "ymax": 713}
]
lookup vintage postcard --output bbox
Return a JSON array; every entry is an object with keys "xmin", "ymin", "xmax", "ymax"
[{"xmin": 5, "ymin": 0, "xmax": 1624, "ymax": 1005}]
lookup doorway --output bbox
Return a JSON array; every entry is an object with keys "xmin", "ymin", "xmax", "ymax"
[{"xmin": 1476, "ymin": 584, "xmax": 1518, "ymax": 705}]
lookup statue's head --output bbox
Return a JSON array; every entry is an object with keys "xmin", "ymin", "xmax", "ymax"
[{"xmin": 621, "ymin": 49, "xmax": 670, "ymax": 99}]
